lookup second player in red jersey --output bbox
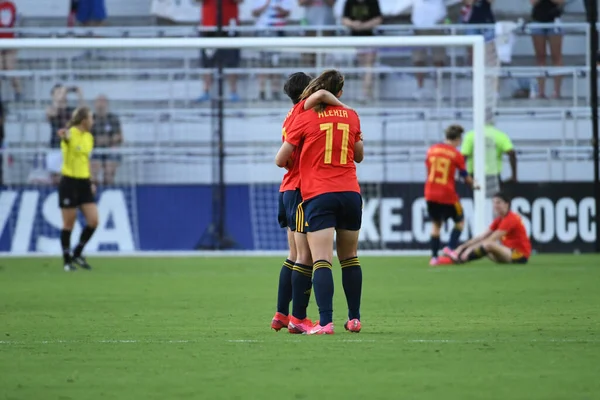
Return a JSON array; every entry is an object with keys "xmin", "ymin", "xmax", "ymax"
[
  {"xmin": 424, "ymin": 125, "xmax": 475, "ymax": 266},
  {"xmin": 275, "ymin": 70, "xmax": 364, "ymax": 335},
  {"xmin": 443, "ymin": 192, "xmax": 532, "ymax": 265}
]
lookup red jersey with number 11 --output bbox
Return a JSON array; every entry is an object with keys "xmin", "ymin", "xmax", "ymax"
[
  {"xmin": 424, "ymin": 143, "xmax": 466, "ymax": 204},
  {"xmin": 279, "ymin": 100, "xmax": 306, "ymax": 192},
  {"xmin": 285, "ymin": 106, "xmax": 362, "ymax": 201}
]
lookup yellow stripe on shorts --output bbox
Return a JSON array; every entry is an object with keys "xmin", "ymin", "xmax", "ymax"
[{"xmin": 295, "ymin": 202, "xmax": 304, "ymax": 233}]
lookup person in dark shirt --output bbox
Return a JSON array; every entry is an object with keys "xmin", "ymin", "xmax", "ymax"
[
  {"xmin": 462, "ymin": 0, "xmax": 495, "ymax": 39},
  {"xmin": 91, "ymin": 95, "xmax": 122, "ymax": 185},
  {"xmin": 462, "ymin": 0, "xmax": 495, "ymax": 63},
  {"xmin": 342, "ymin": 0, "xmax": 382, "ymax": 101}
]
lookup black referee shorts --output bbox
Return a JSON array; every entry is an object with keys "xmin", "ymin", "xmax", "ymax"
[{"xmin": 58, "ymin": 176, "xmax": 95, "ymax": 208}]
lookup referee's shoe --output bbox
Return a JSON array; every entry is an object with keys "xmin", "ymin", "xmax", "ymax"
[{"xmin": 72, "ymin": 255, "xmax": 92, "ymax": 270}]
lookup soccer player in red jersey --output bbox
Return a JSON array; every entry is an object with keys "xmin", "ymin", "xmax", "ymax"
[
  {"xmin": 275, "ymin": 70, "xmax": 364, "ymax": 335},
  {"xmin": 444, "ymin": 192, "xmax": 532, "ymax": 264},
  {"xmin": 424, "ymin": 124, "xmax": 475, "ymax": 266},
  {"xmin": 271, "ymin": 73, "xmax": 349, "ymax": 333}
]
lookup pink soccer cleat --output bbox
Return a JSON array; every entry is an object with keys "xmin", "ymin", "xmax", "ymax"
[
  {"xmin": 306, "ymin": 322, "xmax": 335, "ymax": 335},
  {"xmin": 271, "ymin": 312, "xmax": 289, "ymax": 331},
  {"xmin": 443, "ymin": 247, "xmax": 461, "ymax": 263},
  {"xmin": 288, "ymin": 316, "xmax": 315, "ymax": 334},
  {"xmin": 344, "ymin": 319, "xmax": 361, "ymax": 333},
  {"xmin": 429, "ymin": 257, "xmax": 440, "ymax": 266}
]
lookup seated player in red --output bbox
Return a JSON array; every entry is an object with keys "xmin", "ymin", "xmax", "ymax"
[
  {"xmin": 443, "ymin": 192, "xmax": 532, "ymax": 265},
  {"xmin": 424, "ymin": 124, "xmax": 476, "ymax": 266},
  {"xmin": 272, "ymin": 72, "xmax": 350, "ymax": 333},
  {"xmin": 275, "ymin": 69, "xmax": 364, "ymax": 335}
]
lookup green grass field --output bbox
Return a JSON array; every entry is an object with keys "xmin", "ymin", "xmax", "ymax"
[{"xmin": 1, "ymin": 255, "xmax": 599, "ymax": 400}]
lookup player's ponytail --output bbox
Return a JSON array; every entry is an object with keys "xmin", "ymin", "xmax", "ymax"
[
  {"xmin": 299, "ymin": 69, "xmax": 345, "ymax": 111},
  {"xmin": 67, "ymin": 106, "xmax": 91, "ymax": 129},
  {"xmin": 300, "ymin": 70, "xmax": 344, "ymax": 100}
]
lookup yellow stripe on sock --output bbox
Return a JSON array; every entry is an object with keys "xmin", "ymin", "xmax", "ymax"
[
  {"xmin": 292, "ymin": 266, "xmax": 313, "ymax": 278},
  {"xmin": 294, "ymin": 265, "xmax": 313, "ymax": 274},
  {"xmin": 283, "ymin": 262, "xmax": 294, "ymax": 270},
  {"xmin": 340, "ymin": 257, "xmax": 360, "ymax": 268},
  {"xmin": 341, "ymin": 261, "xmax": 361, "ymax": 268},
  {"xmin": 313, "ymin": 261, "xmax": 332, "ymax": 271}
]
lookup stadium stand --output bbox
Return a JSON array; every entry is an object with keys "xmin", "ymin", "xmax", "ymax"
[{"xmin": 1, "ymin": 0, "xmax": 593, "ymax": 186}]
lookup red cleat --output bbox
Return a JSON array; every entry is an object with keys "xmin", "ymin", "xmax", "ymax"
[
  {"xmin": 436, "ymin": 256, "xmax": 455, "ymax": 265},
  {"xmin": 288, "ymin": 316, "xmax": 315, "ymax": 334},
  {"xmin": 271, "ymin": 312, "xmax": 289, "ymax": 331},
  {"xmin": 344, "ymin": 319, "xmax": 361, "ymax": 333}
]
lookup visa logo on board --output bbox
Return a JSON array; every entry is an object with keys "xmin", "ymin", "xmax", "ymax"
[{"xmin": 0, "ymin": 189, "xmax": 135, "ymax": 254}]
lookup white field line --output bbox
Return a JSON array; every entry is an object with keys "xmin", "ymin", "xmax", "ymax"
[{"xmin": 0, "ymin": 338, "xmax": 598, "ymax": 345}]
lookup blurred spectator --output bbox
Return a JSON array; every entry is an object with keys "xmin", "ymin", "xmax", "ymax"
[
  {"xmin": 91, "ymin": 95, "xmax": 122, "ymax": 185},
  {"xmin": 0, "ymin": 0, "xmax": 21, "ymax": 101},
  {"xmin": 68, "ymin": 0, "xmax": 79, "ymax": 27},
  {"xmin": 342, "ymin": 0, "xmax": 383, "ymax": 101},
  {"xmin": 252, "ymin": 0, "xmax": 292, "ymax": 101},
  {"xmin": 46, "ymin": 84, "xmax": 85, "ymax": 185},
  {"xmin": 196, "ymin": 0, "xmax": 243, "ymax": 102},
  {"xmin": 76, "ymin": 0, "xmax": 107, "ymax": 26},
  {"xmin": 530, "ymin": 0, "xmax": 565, "ymax": 98},
  {"xmin": 299, "ymin": 0, "xmax": 337, "ymax": 66},
  {"xmin": 462, "ymin": 0, "xmax": 495, "ymax": 63},
  {"xmin": 0, "ymin": 98, "xmax": 4, "ymax": 185},
  {"xmin": 411, "ymin": 0, "xmax": 447, "ymax": 100}
]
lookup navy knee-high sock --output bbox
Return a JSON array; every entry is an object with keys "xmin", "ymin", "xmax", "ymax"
[
  {"xmin": 449, "ymin": 228, "xmax": 462, "ymax": 250},
  {"xmin": 312, "ymin": 260, "xmax": 334, "ymax": 326},
  {"xmin": 291, "ymin": 263, "xmax": 313, "ymax": 320},
  {"xmin": 466, "ymin": 246, "xmax": 487, "ymax": 262},
  {"xmin": 276, "ymin": 259, "xmax": 294, "ymax": 315},
  {"xmin": 431, "ymin": 235, "xmax": 441, "ymax": 258},
  {"xmin": 340, "ymin": 257, "xmax": 362, "ymax": 321}
]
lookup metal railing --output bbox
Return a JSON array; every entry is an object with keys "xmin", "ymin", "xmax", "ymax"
[
  {"xmin": 1, "ymin": 146, "xmax": 593, "ymax": 185},
  {"xmin": 0, "ymin": 21, "xmax": 592, "ymax": 36}
]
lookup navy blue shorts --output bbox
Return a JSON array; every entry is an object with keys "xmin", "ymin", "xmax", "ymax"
[
  {"xmin": 426, "ymin": 201, "xmax": 464, "ymax": 224},
  {"xmin": 76, "ymin": 0, "xmax": 107, "ymax": 23},
  {"xmin": 297, "ymin": 192, "xmax": 362, "ymax": 233},
  {"xmin": 278, "ymin": 189, "xmax": 302, "ymax": 231}
]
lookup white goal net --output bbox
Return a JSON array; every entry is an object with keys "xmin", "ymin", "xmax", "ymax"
[{"xmin": 0, "ymin": 35, "xmax": 487, "ymax": 255}]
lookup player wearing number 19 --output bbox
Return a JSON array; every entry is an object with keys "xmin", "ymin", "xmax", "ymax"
[
  {"xmin": 57, "ymin": 107, "xmax": 99, "ymax": 272},
  {"xmin": 276, "ymin": 70, "xmax": 364, "ymax": 335},
  {"xmin": 425, "ymin": 124, "xmax": 475, "ymax": 266}
]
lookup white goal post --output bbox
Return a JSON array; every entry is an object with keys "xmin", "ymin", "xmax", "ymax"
[{"xmin": 1, "ymin": 35, "xmax": 487, "ymax": 256}]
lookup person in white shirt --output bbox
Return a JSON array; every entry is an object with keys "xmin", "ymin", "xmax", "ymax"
[
  {"xmin": 411, "ymin": 0, "xmax": 447, "ymax": 99},
  {"xmin": 253, "ymin": 0, "xmax": 292, "ymax": 101}
]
